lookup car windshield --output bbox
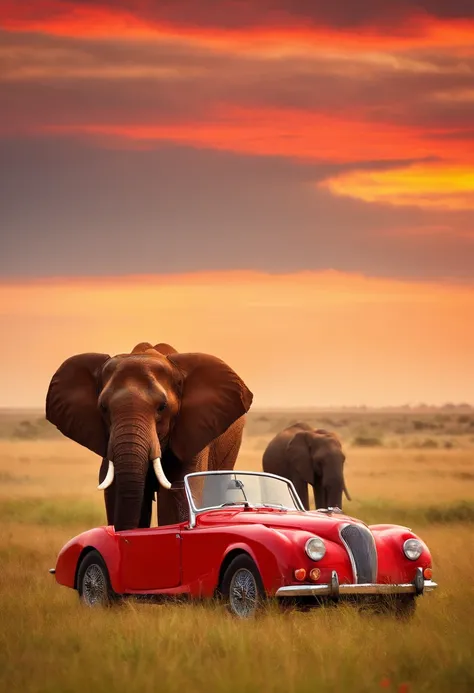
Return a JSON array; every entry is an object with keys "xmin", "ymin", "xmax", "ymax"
[{"xmin": 185, "ymin": 472, "xmax": 302, "ymax": 512}]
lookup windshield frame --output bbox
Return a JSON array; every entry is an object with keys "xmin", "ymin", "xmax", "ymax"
[{"xmin": 183, "ymin": 470, "xmax": 306, "ymax": 528}]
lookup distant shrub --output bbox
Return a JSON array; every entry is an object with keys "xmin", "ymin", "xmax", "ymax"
[
  {"xmin": 418, "ymin": 439, "xmax": 438, "ymax": 449},
  {"xmin": 10, "ymin": 417, "xmax": 60, "ymax": 440},
  {"xmin": 355, "ymin": 500, "xmax": 474, "ymax": 527},
  {"xmin": 352, "ymin": 436, "xmax": 383, "ymax": 447},
  {"xmin": 12, "ymin": 420, "xmax": 38, "ymax": 440},
  {"xmin": 413, "ymin": 419, "xmax": 439, "ymax": 431},
  {"xmin": 453, "ymin": 471, "xmax": 474, "ymax": 481},
  {"xmin": 426, "ymin": 502, "xmax": 474, "ymax": 524}
]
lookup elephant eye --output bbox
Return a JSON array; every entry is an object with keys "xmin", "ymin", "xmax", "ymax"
[{"xmin": 157, "ymin": 400, "xmax": 167, "ymax": 413}]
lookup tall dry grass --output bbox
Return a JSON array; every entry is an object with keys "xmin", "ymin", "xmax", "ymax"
[{"xmin": 1, "ymin": 409, "xmax": 474, "ymax": 692}]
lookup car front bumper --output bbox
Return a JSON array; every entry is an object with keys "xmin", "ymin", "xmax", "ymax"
[{"xmin": 275, "ymin": 567, "xmax": 438, "ymax": 599}]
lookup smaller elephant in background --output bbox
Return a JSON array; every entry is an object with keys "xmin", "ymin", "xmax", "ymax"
[{"xmin": 262, "ymin": 422, "xmax": 351, "ymax": 511}]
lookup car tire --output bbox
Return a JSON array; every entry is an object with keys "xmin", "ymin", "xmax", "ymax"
[
  {"xmin": 219, "ymin": 554, "xmax": 265, "ymax": 619},
  {"xmin": 77, "ymin": 550, "xmax": 117, "ymax": 607}
]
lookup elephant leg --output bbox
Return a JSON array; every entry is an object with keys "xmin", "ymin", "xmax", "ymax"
[
  {"xmin": 314, "ymin": 479, "xmax": 326, "ymax": 509},
  {"xmin": 156, "ymin": 451, "xmax": 203, "ymax": 525},
  {"xmin": 208, "ymin": 416, "xmax": 245, "ymax": 471},
  {"xmin": 157, "ymin": 486, "xmax": 187, "ymax": 525},
  {"xmin": 292, "ymin": 476, "xmax": 310, "ymax": 510}
]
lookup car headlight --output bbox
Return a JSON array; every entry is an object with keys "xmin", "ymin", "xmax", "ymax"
[
  {"xmin": 305, "ymin": 536, "xmax": 326, "ymax": 561},
  {"xmin": 403, "ymin": 538, "xmax": 423, "ymax": 561}
]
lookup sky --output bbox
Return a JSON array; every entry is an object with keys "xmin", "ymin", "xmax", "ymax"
[{"xmin": 1, "ymin": 1, "xmax": 473, "ymax": 408}]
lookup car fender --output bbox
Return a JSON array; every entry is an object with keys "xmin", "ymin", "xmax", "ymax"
[
  {"xmin": 219, "ymin": 527, "xmax": 298, "ymax": 593},
  {"xmin": 54, "ymin": 527, "xmax": 123, "ymax": 593},
  {"xmin": 205, "ymin": 524, "xmax": 350, "ymax": 595},
  {"xmin": 181, "ymin": 522, "xmax": 309, "ymax": 597},
  {"xmin": 370, "ymin": 524, "xmax": 433, "ymax": 583}
]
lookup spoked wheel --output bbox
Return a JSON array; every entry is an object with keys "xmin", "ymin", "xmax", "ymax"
[
  {"xmin": 219, "ymin": 555, "xmax": 265, "ymax": 618},
  {"xmin": 77, "ymin": 550, "xmax": 116, "ymax": 607}
]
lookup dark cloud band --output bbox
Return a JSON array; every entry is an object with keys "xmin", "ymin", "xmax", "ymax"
[{"xmin": 3, "ymin": 0, "xmax": 473, "ymax": 29}]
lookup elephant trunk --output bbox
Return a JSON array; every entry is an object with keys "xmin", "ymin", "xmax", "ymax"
[
  {"xmin": 322, "ymin": 454, "xmax": 349, "ymax": 510},
  {"xmin": 108, "ymin": 415, "xmax": 152, "ymax": 531},
  {"xmin": 343, "ymin": 479, "xmax": 352, "ymax": 502},
  {"xmin": 325, "ymin": 485, "xmax": 343, "ymax": 510}
]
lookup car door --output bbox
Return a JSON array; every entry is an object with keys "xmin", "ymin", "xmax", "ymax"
[{"xmin": 117, "ymin": 524, "xmax": 181, "ymax": 591}]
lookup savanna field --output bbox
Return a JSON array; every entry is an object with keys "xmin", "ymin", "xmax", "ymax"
[{"xmin": 1, "ymin": 408, "xmax": 474, "ymax": 693}]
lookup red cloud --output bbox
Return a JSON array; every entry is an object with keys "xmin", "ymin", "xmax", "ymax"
[{"xmin": 1, "ymin": 0, "xmax": 474, "ymax": 50}]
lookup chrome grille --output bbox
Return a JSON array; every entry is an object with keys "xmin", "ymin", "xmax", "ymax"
[{"xmin": 340, "ymin": 524, "xmax": 377, "ymax": 584}]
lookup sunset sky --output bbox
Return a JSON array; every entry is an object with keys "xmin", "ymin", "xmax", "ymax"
[{"xmin": 1, "ymin": 1, "xmax": 473, "ymax": 408}]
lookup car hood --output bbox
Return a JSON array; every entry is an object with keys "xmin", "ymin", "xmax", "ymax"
[{"xmin": 196, "ymin": 507, "xmax": 367, "ymax": 535}]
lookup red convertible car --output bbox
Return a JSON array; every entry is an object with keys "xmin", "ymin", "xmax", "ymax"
[{"xmin": 50, "ymin": 471, "xmax": 437, "ymax": 618}]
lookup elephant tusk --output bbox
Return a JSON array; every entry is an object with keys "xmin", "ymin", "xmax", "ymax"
[
  {"xmin": 343, "ymin": 480, "xmax": 352, "ymax": 501},
  {"xmin": 152, "ymin": 457, "xmax": 172, "ymax": 490},
  {"xmin": 97, "ymin": 460, "xmax": 115, "ymax": 490}
]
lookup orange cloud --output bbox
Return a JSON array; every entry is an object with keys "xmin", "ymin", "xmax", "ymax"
[
  {"xmin": 41, "ymin": 106, "xmax": 471, "ymax": 165},
  {"xmin": 321, "ymin": 164, "xmax": 474, "ymax": 211},
  {"xmin": 1, "ymin": 271, "xmax": 473, "ymax": 408}
]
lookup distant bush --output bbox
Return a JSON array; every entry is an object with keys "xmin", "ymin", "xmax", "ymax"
[
  {"xmin": 352, "ymin": 436, "xmax": 384, "ymax": 447},
  {"xmin": 413, "ymin": 420, "xmax": 439, "ymax": 431},
  {"xmin": 417, "ymin": 439, "xmax": 438, "ymax": 449},
  {"xmin": 426, "ymin": 502, "xmax": 474, "ymax": 524},
  {"xmin": 10, "ymin": 418, "xmax": 59, "ymax": 440},
  {"xmin": 355, "ymin": 499, "xmax": 474, "ymax": 527},
  {"xmin": 12, "ymin": 420, "xmax": 38, "ymax": 439},
  {"xmin": 453, "ymin": 471, "xmax": 474, "ymax": 481}
]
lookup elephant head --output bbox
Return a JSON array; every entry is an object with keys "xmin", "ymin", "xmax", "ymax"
[
  {"xmin": 45, "ymin": 342, "xmax": 253, "ymax": 531},
  {"xmin": 287, "ymin": 426, "xmax": 351, "ymax": 509}
]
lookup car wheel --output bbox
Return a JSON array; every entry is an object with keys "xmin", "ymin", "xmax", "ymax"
[
  {"xmin": 77, "ymin": 550, "xmax": 116, "ymax": 607},
  {"xmin": 219, "ymin": 554, "xmax": 265, "ymax": 619}
]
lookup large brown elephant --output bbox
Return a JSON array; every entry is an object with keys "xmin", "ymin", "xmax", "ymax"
[
  {"xmin": 262, "ymin": 422, "xmax": 351, "ymax": 510},
  {"xmin": 45, "ymin": 341, "xmax": 253, "ymax": 531}
]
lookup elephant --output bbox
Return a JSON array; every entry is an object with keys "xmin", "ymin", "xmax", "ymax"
[
  {"xmin": 45, "ymin": 341, "xmax": 253, "ymax": 531},
  {"xmin": 262, "ymin": 422, "xmax": 351, "ymax": 511}
]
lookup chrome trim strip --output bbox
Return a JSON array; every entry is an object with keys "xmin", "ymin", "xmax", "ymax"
[
  {"xmin": 275, "ymin": 579, "xmax": 438, "ymax": 598},
  {"xmin": 338, "ymin": 522, "xmax": 358, "ymax": 583}
]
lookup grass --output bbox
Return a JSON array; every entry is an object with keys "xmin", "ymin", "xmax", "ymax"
[
  {"xmin": 1, "ymin": 497, "xmax": 473, "ymax": 531},
  {"xmin": 348, "ymin": 499, "xmax": 474, "ymax": 527},
  {"xmin": 1, "ymin": 408, "xmax": 474, "ymax": 692},
  {"xmin": 0, "ymin": 497, "xmax": 104, "ymax": 527},
  {"xmin": 0, "ymin": 524, "xmax": 473, "ymax": 693}
]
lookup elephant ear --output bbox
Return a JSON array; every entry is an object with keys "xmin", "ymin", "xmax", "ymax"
[
  {"xmin": 45, "ymin": 353, "xmax": 110, "ymax": 457},
  {"xmin": 166, "ymin": 352, "xmax": 253, "ymax": 461},
  {"xmin": 286, "ymin": 430, "xmax": 314, "ymax": 485},
  {"xmin": 153, "ymin": 343, "xmax": 178, "ymax": 355}
]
